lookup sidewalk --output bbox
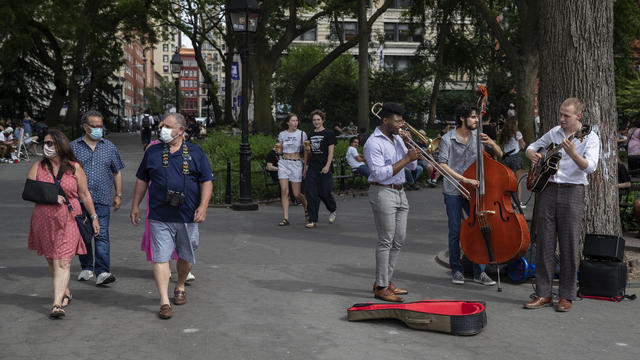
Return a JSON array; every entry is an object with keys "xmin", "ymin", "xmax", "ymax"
[{"xmin": 0, "ymin": 133, "xmax": 637, "ymax": 360}]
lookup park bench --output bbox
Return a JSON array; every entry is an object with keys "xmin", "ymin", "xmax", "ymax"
[{"xmin": 333, "ymin": 156, "xmax": 366, "ymax": 196}]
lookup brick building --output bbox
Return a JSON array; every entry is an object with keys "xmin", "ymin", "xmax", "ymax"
[{"xmin": 179, "ymin": 47, "xmax": 200, "ymax": 119}]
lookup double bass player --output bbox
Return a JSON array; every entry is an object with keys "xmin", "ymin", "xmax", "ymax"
[{"xmin": 438, "ymin": 102, "xmax": 502, "ymax": 286}]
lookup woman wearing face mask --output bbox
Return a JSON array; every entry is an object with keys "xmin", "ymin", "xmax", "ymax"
[{"xmin": 26, "ymin": 129, "xmax": 100, "ymax": 318}]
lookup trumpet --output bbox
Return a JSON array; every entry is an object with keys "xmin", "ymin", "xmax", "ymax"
[{"xmin": 371, "ymin": 103, "xmax": 471, "ymax": 199}]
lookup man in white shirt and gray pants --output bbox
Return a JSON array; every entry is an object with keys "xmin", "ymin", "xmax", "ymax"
[
  {"xmin": 364, "ymin": 102, "xmax": 419, "ymax": 302},
  {"xmin": 524, "ymin": 98, "xmax": 600, "ymax": 312}
]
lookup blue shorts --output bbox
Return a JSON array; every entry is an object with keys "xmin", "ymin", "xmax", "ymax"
[{"xmin": 149, "ymin": 220, "xmax": 199, "ymax": 264}]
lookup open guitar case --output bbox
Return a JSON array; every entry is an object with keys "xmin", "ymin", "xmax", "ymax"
[{"xmin": 347, "ymin": 300, "xmax": 487, "ymax": 336}]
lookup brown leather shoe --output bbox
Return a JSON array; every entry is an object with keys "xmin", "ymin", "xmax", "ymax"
[
  {"xmin": 159, "ymin": 304, "xmax": 173, "ymax": 319},
  {"xmin": 372, "ymin": 282, "xmax": 409, "ymax": 295},
  {"xmin": 523, "ymin": 296, "xmax": 553, "ymax": 309},
  {"xmin": 374, "ymin": 287, "xmax": 404, "ymax": 302},
  {"xmin": 173, "ymin": 289, "xmax": 187, "ymax": 305},
  {"xmin": 556, "ymin": 298, "xmax": 572, "ymax": 312},
  {"xmin": 388, "ymin": 282, "xmax": 408, "ymax": 295}
]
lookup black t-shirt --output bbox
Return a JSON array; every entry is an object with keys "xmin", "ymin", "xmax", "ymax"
[
  {"xmin": 619, "ymin": 163, "xmax": 631, "ymax": 184},
  {"xmin": 266, "ymin": 149, "xmax": 279, "ymax": 182},
  {"xmin": 307, "ymin": 128, "xmax": 337, "ymax": 172}
]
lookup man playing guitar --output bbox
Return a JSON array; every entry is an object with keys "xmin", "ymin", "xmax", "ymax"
[{"xmin": 524, "ymin": 98, "xmax": 600, "ymax": 312}]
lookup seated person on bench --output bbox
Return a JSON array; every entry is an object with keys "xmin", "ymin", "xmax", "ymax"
[{"xmin": 346, "ymin": 137, "xmax": 369, "ymax": 178}]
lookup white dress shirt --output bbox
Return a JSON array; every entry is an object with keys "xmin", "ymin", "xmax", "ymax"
[
  {"xmin": 363, "ymin": 127, "xmax": 417, "ymax": 185},
  {"xmin": 527, "ymin": 125, "xmax": 600, "ymax": 185}
]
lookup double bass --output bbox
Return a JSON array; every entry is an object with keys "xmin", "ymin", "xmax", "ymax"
[{"xmin": 460, "ymin": 86, "xmax": 529, "ymax": 267}]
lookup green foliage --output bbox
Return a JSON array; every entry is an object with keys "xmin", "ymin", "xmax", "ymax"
[
  {"xmin": 617, "ymin": 74, "xmax": 640, "ymax": 124},
  {"xmin": 197, "ymin": 130, "xmax": 360, "ymax": 203},
  {"xmin": 275, "ymin": 45, "xmax": 358, "ymax": 127},
  {"xmin": 0, "ymin": 1, "xmax": 155, "ymax": 121},
  {"xmin": 144, "ymin": 80, "xmax": 183, "ymax": 115},
  {"xmin": 435, "ymin": 90, "xmax": 476, "ymax": 122},
  {"xmin": 369, "ymin": 69, "xmax": 430, "ymax": 129}
]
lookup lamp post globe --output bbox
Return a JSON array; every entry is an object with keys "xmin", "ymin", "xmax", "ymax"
[
  {"xmin": 229, "ymin": 0, "xmax": 260, "ymax": 211},
  {"xmin": 170, "ymin": 50, "xmax": 183, "ymax": 113}
]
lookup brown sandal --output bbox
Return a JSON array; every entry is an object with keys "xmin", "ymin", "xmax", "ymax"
[
  {"xmin": 49, "ymin": 304, "xmax": 65, "ymax": 318},
  {"xmin": 278, "ymin": 218, "xmax": 290, "ymax": 226},
  {"xmin": 173, "ymin": 289, "xmax": 187, "ymax": 305}
]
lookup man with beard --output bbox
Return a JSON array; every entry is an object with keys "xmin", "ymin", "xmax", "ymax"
[
  {"xmin": 364, "ymin": 102, "xmax": 419, "ymax": 302},
  {"xmin": 438, "ymin": 102, "xmax": 502, "ymax": 286}
]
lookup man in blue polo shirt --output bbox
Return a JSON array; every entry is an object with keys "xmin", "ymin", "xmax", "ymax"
[
  {"xmin": 71, "ymin": 110, "xmax": 125, "ymax": 286},
  {"xmin": 130, "ymin": 113, "xmax": 213, "ymax": 319}
]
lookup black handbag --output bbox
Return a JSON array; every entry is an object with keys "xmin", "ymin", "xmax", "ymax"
[
  {"xmin": 22, "ymin": 178, "xmax": 59, "ymax": 204},
  {"xmin": 50, "ymin": 169, "xmax": 95, "ymax": 242}
]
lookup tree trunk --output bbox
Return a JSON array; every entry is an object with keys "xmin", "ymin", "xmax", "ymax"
[
  {"xmin": 253, "ymin": 67, "xmax": 275, "ymax": 134},
  {"xmin": 514, "ymin": 54, "xmax": 538, "ymax": 143},
  {"xmin": 357, "ymin": 0, "xmax": 369, "ymax": 133},
  {"xmin": 538, "ymin": 0, "xmax": 619, "ymax": 235},
  {"xmin": 428, "ymin": 0, "xmax": 452, "ymax": 126}
]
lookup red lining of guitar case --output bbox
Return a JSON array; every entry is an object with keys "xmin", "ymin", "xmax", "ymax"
[{"xmin": 347, "ymin": 300, "xmax": 485, "ymax": 316}]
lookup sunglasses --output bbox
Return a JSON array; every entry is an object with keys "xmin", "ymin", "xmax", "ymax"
[{"xmin": 43, "ymin": 141, "xmax": 55, "ymax": 147}]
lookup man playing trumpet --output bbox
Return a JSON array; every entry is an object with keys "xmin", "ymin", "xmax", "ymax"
[{"xmin": 364, "ymin": 102, "xmax": 419, "ymax": 302}]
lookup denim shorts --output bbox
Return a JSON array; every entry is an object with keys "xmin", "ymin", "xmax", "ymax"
[{"xmin": 149, "ymin": 220, "xmax": 199, "ymax": 264}]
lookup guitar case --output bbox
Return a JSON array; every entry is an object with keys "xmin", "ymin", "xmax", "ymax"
[{"xmin": 347, "ymin": 300, "xmax": 487, "ymax": 336}]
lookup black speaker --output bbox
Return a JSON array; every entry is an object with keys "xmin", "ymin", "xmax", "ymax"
[
  {"xmin": 579, "ymin": 260, "xmax": 628, "ymax": 299},
  {"xmin": 583, "ymin": 234, "xmax": 625, "ymax": 262}
]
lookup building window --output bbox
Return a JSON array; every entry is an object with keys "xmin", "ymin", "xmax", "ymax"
[
  {"xmin": 207, "ymin": 64, "xmax": 212, "ymax": 71},
  {"xmin": 391, "ymin": 0, "xmax": 412, "ymax": 9},
  {"xmin": 213, "ymin": 64, "xmax": 218, "ymax": 71},
  {"xmin": 163, "ymin": 65, "xmax": 169, "ymax": 73},
  {"xmin": 295, "ymin": 27, "xmax": 317, "ymax": 41},
  {"xmin": 384, "ymin": 23, "xmax": 423, "ymax": 42},
  {"xmin": 214, "ymin": 75, "xmax": 218, "ymax": 82},
  {"xmin": 163, "ymin": 44, "xmax": 168, "ymax": 51},
  {"xmin": 163, "ymin": 55, "xmax": 169, "ymax": 62},
  {"xmin": 384, "ymin": 56, "xmax": 412, "ymax": 71},
  {"xmin": 164, "ymin": 76, "xmax": 169, "ymax": 81},
  {"xmin": 330, "ymin": 22, "xmax": 358, "ymax": 42}
]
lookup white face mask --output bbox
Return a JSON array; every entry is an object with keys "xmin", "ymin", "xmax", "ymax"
[
  {"xmin": 159, "ymin": 127, "xmax": 175, "ymax": 143},
  {"xmin": 43, "ymin": 144, "xmax": 57, "ymax": 159}
]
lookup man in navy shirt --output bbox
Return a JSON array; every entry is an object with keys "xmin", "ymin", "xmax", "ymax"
[
  {"xmin": 130, "ymin": 113, "xmax": 213, "ymax": 319},
  {"xmin": 71, "ymin": 110, "xmax": 125, "ymax": 286}
]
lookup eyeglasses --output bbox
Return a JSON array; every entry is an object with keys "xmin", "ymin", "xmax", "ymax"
[{"xmin": 44, "ymin": 141, "xmax": 54, "ymax": 147}]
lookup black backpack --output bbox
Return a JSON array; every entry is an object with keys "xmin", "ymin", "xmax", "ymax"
[{"xmin": 142, "ymin": 116, "xmax": 150, "ymax": 129}]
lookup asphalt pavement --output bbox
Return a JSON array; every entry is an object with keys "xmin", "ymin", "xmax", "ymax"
[{"xmin": 0, "ymin": 132, "xmax": 638, "ymax": 360}]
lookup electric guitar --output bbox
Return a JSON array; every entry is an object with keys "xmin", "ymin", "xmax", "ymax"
[{"xmin": 526, "ymin": 124, "xmax": 592, "ymax": 193}]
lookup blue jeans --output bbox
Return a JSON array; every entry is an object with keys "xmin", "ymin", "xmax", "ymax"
[
  {"xmin": 443, "ymin": 194, "xmax": 485, "ymax": 277},
  {"xmin": 305, "ymin": 167, "xmax": 337, "ymax": 223},
  {"xmin": 79, "ymin": 203, "xmax": 111, "ymax": 275},
  {"xmin": 404, "ymin": 165, "xmax": 424, "ymax": 185},
  {"xmin": 353, "ymin": 164, "xmax": 370, "ymax": 178}
]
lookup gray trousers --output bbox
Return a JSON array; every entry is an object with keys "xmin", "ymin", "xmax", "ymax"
[
  {"xmin": 535, "ymin": 183, "xmax": 585, "ymax": 300},
  {"xmin": 369, "ymin": 185, "xmax": 409, "ymax": 288}
]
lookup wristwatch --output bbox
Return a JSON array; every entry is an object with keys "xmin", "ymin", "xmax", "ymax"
[
  {"xmin": 114, "ymin": 194, "xmax": 122, "ymax": 198},
  {"xmin": 90, "ymin": 214, "xmax": 98, "ymax": 220}
]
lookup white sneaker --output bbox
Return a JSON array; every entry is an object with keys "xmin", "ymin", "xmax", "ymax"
[
  {"xmin": 328, "ymin": 212, "xmax": 336, "ymax": 224},
  {"xmin": 186, "ymin": 272, "xmax": 196, "ymax": 282},
  {"xmin": 77, "ymin": 270, "xmax": 94, "ymax": 281},
  {"xmin": 305, "ymin": 222, "xmax": 317, "ymax": 229},
  {"xmin": 95, "ymin": 272, "xmax": 116, "ymax": 285}
]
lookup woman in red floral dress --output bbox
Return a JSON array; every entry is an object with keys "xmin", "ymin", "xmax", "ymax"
[{"xmin": 27, "ymin": 129, "xmax": 99, "ymax": 318}]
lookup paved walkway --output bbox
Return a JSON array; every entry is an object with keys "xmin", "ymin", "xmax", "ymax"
[{"xmin": 0, "ymin": 133, "xmax": 637, "ymax": 360}]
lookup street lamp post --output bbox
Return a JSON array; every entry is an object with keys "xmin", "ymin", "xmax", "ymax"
[
  {"xmin": 229, "ymin": 0, "xmax": 260, "ymax": 211},
  {"xmin": 170, "ymin": 50, "xmax": 183, "ymax": 113}
]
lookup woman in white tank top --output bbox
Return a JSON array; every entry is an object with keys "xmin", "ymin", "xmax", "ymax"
[{"xmin": 275, "ymin": 113, "xmax": 308, "ymax": 226}]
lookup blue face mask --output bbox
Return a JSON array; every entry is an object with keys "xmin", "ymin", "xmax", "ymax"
[{"xmin": 88, "ymin": 126, "xmax": 103, "ymax": 140}]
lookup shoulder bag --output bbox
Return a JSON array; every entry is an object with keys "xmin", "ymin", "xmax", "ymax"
[
  {"xmin": 50, "ymin": 169, "xmax": 95, "ymax": 242},
  {"xmin": 22, "ymin": 178, "xmax": 59, "ymax": 204}
]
